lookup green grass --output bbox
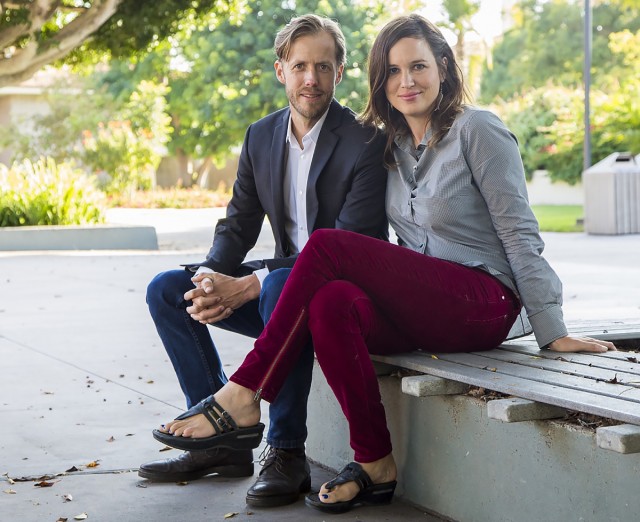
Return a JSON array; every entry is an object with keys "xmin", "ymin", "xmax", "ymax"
[{"xmin": 531, "ymin": 205, "xmax": 584, "ymax": 232}]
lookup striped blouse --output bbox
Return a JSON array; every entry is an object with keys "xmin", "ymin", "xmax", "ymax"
[{"xmin": 386, "ymin": 106, "xmax": 568, "ymax": 348}]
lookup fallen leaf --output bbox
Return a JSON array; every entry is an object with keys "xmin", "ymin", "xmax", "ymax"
[
  {"xmin": 74, "ymin": 513, "xmax": 88, "ymax": 520},
  {"xmin": 56, "ymin": 518, "xmax": 68, "ymax": 522},
  {"xmin": 65, "ymin": 466, "xmax": 80, "ymax": 473},
  {"xmin": 146, "ymin": 380, "xmax": 154, "ymax": 384},
  {"xmin": 125, "ymin": 434, "xmax": 134, "ymax": 437},
  {"xmin": 176, "ymin": 481, "xmax": 188, "ymax": 486},
  {"xmin": 627, "ymin": 357, "xmax": 638, "ymax": 363},
  {"xmin": 159, "ymin": 446, "xmax": 173, "ymax": 452},
  {"xmin": 42, "ymin": 391, "xmax": 55, "ymax": 395},
  {"xmin": 34, "ymin": 481, "xmax": 55, "ymax": 488},
  {"xmin": 136, "ymin": 483, "xmax": 147, "ymax": 489},
  {"xmin": 606, "ymin": 374, "xmax": 620, "ymax": 384},
  {"xmin": 3, "ymin": 489, "xmax": 16, "ymax": 494},
  {"xmin": 224, "ymin": 514, "xmax": 239, "ymax": 519},
  {"xmin": 430, "ymin": 355, "xmax": 439, "ymax": 360},
  {"xmin": 63, "ymin": 494, "xmax": 73, "ymax": 502},
  {"xmin": 106, "ymin": 436, "xmax": 115, "ymax": 443},
  {"xmin": 85, "ymin": 461, "xmax": 100, "ymax": 468}
]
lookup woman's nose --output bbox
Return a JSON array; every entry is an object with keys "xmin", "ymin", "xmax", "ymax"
[{"xmin": 400, "ymin": 70, "xmax": 414, "ymax": 88}]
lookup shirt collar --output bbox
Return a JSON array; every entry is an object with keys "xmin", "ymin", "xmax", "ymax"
[{"xmin": 286, "ymin": 107, "xmax": 330, "ymax": 145}]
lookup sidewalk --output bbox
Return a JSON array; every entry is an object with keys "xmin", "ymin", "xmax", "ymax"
[{"xmin": 1, "ymin": 208, "xmax": 638, "ymax": 522}]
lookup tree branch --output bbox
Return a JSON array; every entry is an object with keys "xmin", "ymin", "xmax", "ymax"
[{"xmin": 0, "ymin": 0, "xmax": 121, "ymax": 87}]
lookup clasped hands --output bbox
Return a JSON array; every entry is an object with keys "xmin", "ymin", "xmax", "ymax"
[{"xmin": 185, "ymin": 272, "xmax": 261, "ymax": 324}]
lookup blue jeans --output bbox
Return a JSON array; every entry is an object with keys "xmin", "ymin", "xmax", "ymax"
[{"xmin": 146, "ymin": 267, "xmax": 312, "ymax": 449}]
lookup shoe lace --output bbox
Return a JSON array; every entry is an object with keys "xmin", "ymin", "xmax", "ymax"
[{"xmin": 257, "ymin": 445, "xmax": 286, "ymax": 472}]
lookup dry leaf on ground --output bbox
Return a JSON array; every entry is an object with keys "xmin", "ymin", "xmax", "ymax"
[
  {"xmin": 224, "ymin": 514, "xmax": 239, "ymax": 519},
  {"xmin": 74, "ymin": 513, "xmax": 88, "ymax": 520}
]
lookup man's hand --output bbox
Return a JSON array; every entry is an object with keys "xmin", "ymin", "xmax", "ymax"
[
  {"xmin": 185, "ymin": 272, "xmax": 261, "ymax": 325},
  {"xmin": 548, "ymin": 335, "xmax": 617, "ymax": 353}
]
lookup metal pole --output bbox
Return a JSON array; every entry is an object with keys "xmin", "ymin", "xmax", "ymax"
[{"xmin": 584, "ymin": 0, "xmax": 592, "ymax": 171}]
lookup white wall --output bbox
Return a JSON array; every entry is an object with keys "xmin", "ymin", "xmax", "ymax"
[{"xmin": 526, "ymin": 169, "xmax": 584, "ymax": 206}]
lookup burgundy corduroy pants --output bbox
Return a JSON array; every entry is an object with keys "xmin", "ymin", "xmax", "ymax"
[{"xmin": 230, "ymin": 229, "xmax": 520, "ymax": 462}]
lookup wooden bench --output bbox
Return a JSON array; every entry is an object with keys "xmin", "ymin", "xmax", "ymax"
[{"xmin": 372, "ymin": 320, "xmax": 640, "ymax": 426}]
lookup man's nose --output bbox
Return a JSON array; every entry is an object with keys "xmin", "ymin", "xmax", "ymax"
[{"xmin": 304, "ymin": 69, "xmax": 319, "ymax": 86}]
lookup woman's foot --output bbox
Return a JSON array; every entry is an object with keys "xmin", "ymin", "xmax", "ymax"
[
  {"xmin": 159, "ymin": 382, "xmax": 261, "ymax": 439},
  {"xmin": 318, "ymin": 453, "xmax": 397, "ymax": 505}
]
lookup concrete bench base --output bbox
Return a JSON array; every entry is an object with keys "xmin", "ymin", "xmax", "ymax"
[
  {"xmin": 306, "ymin": 363, "xmax": 640, "ymax": 522},
  {"xmin": 0, "ymin": 224, "xmax": 158, "ymax": 250}
]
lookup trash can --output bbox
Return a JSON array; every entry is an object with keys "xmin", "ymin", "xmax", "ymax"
[{"xmin": 583, "ymin": 151, "xmax": 640, "ymax": 235}]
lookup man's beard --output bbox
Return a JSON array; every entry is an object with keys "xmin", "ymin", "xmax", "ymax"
[{"xmin": 287, "ymin": 87, "xmax": 334, "ymax": 121}]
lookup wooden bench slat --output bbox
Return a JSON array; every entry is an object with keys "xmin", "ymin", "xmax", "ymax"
[
  {"xmin": 372, "ymin": 352, "xmax": 640, "ymax": 425},
  {"xmin": 432, "ymin": 352, "xmax": 640, "ymax": 402},
  {"xmin": 470, "ymin": 349, "xmax": 640, "ymax": 386},
  {"xmin": 502, "ymin": 343, "xmax": 640, "ymax": 372}
]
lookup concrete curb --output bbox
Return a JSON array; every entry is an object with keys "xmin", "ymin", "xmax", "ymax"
[{"xmin": 0, "ymin": 224, "xmax": 158, "ymax": 251}]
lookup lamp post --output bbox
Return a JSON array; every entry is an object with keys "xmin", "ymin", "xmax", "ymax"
[{"xmin": 584, "ymin": 0, "xmax": 592, "ymax": 171}]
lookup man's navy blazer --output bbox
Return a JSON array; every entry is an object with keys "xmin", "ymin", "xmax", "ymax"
[{"xmin": 186, "ymin": 99, "xmax": 388, "ymax": 276}]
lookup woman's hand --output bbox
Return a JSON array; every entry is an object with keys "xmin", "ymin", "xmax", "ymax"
[{"xmin": 548, "ymin": 336, "xmax": 617, "ymax": 353}]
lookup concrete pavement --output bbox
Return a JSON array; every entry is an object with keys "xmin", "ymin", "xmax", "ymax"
[{"xmin": 1, "ymin": 208, "xmax": 638, "ymax": 522}]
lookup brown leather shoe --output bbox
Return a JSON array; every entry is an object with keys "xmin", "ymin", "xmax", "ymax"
[
  {"xmin": 138, "ymin": 448, "xmax": 253, "ymax": 482},
  {"xmin": 245, "ymin": 447, "xmax": 311, "ymax": 507}
]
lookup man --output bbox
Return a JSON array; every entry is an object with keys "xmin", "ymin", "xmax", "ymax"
[{"xmin": 139, "ymin": 14, "xmax": 388, "ymax": 507}]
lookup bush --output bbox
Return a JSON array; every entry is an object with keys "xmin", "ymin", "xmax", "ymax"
[{"xmin": 0, "ymin": 158, "xmax": 106, "ymax": 227}]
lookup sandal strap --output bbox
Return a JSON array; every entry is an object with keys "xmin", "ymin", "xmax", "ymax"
[
  {"xmin": 325, "ymin": 462, "xmax": 373, "ymax": 492},
  {"xmin": 200, "ymin": 396, "xmax": 239, "ymax": 435}
]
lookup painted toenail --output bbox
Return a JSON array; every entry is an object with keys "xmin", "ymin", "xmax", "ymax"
[{"xmin": 322, "ymin": 494, "xmax": 329, "ymax": 499}]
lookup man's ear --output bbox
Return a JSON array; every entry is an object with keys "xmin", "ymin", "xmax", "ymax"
[
  {"xmin": 335, "ymin": 63, "xmax": 344, "ymax": 86},
  {"xmin": 274, "ymin": 60, "xmax": 286, "ymax": 85}
]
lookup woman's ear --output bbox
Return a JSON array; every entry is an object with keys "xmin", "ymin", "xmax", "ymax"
[{"xmin": 440, "ymin": 57, "xmax": 448, "ymax": 82}]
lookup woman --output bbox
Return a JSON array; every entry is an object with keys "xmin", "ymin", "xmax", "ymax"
[{"xmin": 153, "ymin": 14, "xmax": 616, "ymax": 514}]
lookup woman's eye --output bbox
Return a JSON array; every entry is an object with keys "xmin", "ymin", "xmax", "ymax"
[{"xmin": 388, "ymin": 67, "xmax": 399, "ymax": 75}]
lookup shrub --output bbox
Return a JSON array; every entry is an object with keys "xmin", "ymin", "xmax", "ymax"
[{"xmin": 0, "ymin": 158, "xmax": 106, "ymax": 227}]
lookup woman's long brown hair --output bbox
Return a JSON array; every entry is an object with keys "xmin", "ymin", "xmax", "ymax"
[{"xmin": 361, "ymin": 14, "xmax": 469, "ymax": 167}]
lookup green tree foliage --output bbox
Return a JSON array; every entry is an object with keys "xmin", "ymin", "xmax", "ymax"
[
  {"xmin": 441, "ymin": 0, "xmax": 480, "ymax": 63},
  {"xmin": 495, "ymin": 26, "xmax": 640, "ymax": 185},
  {"xmin": 482, "ymin": 0, "xmax": 640, "ymax": 184},
  {"xmin": 481, "ymin": 0, "xmax": 640, "ymax": 102},
  {"xmin": 0, "ymin": 77, "xmax": 172, "ymax": 194},
  {"xmin": 0, "ymin": 0, "xmax": 235, "ymax": 87}
]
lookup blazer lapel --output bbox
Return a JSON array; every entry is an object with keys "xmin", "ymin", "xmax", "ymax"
[
  {"xmin": 270, "ymin": 109, "xmax": 289, "ymax": 248},
  {"xmin": 307, "ymin": 100, "xmax": 341, "ymax": 230}
]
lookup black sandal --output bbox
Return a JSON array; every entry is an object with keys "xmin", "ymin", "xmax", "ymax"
[
  {"xmin": 305, "ymin": 462, "xmax": 396, "ymax": 514},
  {"xmin": 152, "ymin": 395, "xmax": 264, "ymax": 451}
]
